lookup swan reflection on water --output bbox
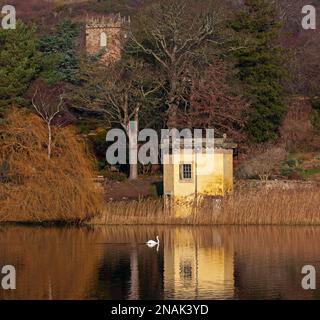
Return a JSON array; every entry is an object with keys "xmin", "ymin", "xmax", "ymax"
[
  {"xmin": 1, "ymin": 226, "xmax": 320, "ymax": 300},
  {"xmin": 146, "ymin": 235, "xmax": 160, "ymax": 251}
]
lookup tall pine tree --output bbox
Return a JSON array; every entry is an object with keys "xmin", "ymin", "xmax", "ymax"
[
  {"xmin": 232, "ymin": 0, "xmax": 287, "ymax": 142},
  {"xmin": 0, "ymin": 21, "xmax": 40, "ymax": 112},
  {"xmin": 39, "ymin": 20, "xmax": 80, "ymax": 85}
]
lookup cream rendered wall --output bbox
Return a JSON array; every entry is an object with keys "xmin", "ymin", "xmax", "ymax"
[
  {"xmin": 223, "ymin": 152, "xmax": 234, "ymax": 193},
  {"xmin": 197, "ymin": 152, "xmax": 224, "ymax": 196},
  {"xmin": 164, "ymin": 149, "xmax": 233, "ymax": 198},
  {"xmin": 163, "ymin": 158, "xmax": 174, "ymax": 195},
  {"xmin": 164, "ymin": 152, "xmax": 196, "ymax": 198}
]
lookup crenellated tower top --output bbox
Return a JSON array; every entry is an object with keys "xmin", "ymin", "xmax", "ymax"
[{"xmin": 85, "ymin": 13, "xmax": 131, "ymax": 29}]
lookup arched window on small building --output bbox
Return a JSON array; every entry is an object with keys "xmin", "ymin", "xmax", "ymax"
[{"xmin": 100, "ymin": 32, "xmax": 107, "ymax": 48}]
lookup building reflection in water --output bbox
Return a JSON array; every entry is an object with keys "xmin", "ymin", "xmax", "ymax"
[
  {"xmin": 1, "ymin": 225, "xmax": 320, "ymax": 299},
  {"xmin": 94, "ymin": 227, "xmax": 235, "ymax": 300},
  {"xmin": 163, "ymin": 228, "xmax": 234, "ymax": 299}
]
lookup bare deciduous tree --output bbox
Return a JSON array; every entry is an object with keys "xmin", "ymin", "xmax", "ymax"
[
  {"xmin": 237, "ymin": 145, "xmax": 287, "ymax": 181},
  {"xmin": 175, "ymin": 61, "xmax": 248, "ymax": 141},
  {"xmin": 129, "ymin": 0, "xmax": 226, "ymax": 127},
  {"xmin": 31, "ymin": 81, "xmax": 65, "ymax": 159},
  {"xmin": 277, "ymin": 0, "xmax": 320, "ymax": 95},
  {"xmin": 73, "ymin": 58, "xmax": 162, "ymax": 180}
]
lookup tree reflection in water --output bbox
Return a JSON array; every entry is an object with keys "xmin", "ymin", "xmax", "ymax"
[{"xmin": 0, "ymin": 225, "xmax": 320, "ymax": 300}]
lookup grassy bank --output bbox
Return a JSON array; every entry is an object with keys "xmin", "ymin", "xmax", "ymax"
[{"xmin": 90, "ymin": 187, "xmax": 320, "ymax": 226}]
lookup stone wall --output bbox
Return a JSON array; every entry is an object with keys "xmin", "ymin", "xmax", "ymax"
[{"xmin": 85, "ymin": 15, "xmax": 129, "ymax": 64}]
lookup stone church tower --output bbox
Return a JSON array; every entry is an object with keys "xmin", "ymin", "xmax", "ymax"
[{"xmin": 85, "ymin": 14, "xmax": 130, "ymax": 64}]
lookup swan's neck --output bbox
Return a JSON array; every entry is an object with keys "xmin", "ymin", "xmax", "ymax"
[{"xmin": 156, "ymin": 236, "xmax": 159, "ymax": 243}]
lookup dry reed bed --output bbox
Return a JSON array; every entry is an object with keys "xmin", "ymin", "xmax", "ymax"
[{"xmin": 91, "ymin": 187, "xmax": 320, "ymax": 225}]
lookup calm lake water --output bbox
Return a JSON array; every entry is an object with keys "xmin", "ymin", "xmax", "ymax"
[{"xmin": 0, "ymin": 225, "xmax": 320, "ymax": 300}]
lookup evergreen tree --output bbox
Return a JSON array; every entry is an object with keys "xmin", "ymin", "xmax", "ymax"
[
  {"xmin": 39, "ymin": 20, "xmax": 80, "ymax": 85},
  {"xmin": 0, "ymin": 21, "xmax": 40, "ymax": 112},
  {"xmin": 232, "ymin": 0, "xmax": 287, "ymax": 142}
]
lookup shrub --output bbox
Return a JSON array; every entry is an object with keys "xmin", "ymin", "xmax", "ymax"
[
  {"xmin": 0, "ymin": 108, "xmax": 103, "ymax": 223},
  {"xmin": 104, "ymin": 170, "xmax": 127, "ymax": 182},
  {"xmin": 311, "ymin": 110, "xmax": 320, "ymax": 131},
  {"xmin": 280, "ymin": 97, "xmax": 319, "ymax": 151},
  {"xmin": 311, "ymin": 96, "xmax": 320, "ymax": 131},
  {"xmin": 237, "ymin": 146, "xmax": 287, "ymax": 180}
]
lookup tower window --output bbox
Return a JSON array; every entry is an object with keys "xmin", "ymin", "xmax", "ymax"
[
  {"xmin": 180, "ymin": 164, "xmax": 192, "ymax": 181},
  {"xmin": 100, "ymin": 32, "xmax": 107, "ymax": 47},
  {"xmin": 180, "ymin": 259, "xmax": 193, "ymax": 280}
]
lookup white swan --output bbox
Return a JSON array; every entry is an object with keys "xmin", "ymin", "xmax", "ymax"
[{"xmin": 146, "ymin": 236, "xmax": 160, "ymax": 248}]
